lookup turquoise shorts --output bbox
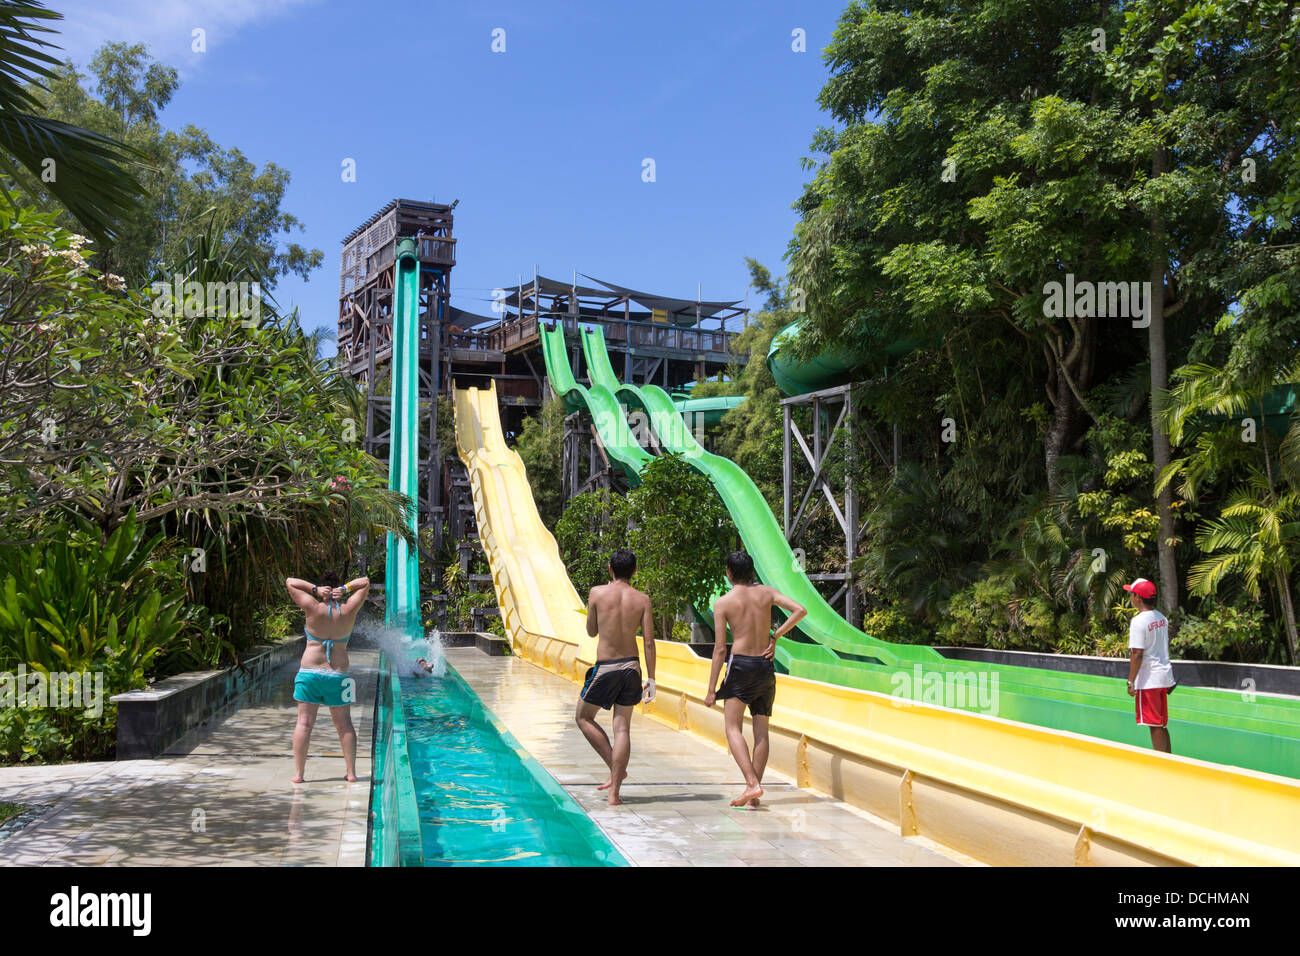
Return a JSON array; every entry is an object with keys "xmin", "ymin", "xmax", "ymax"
[{"xmin": 293, "ymin": 668, "xmax": 354, "ymax": 707}]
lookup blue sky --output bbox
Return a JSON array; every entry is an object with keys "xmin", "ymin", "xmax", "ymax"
[{"xmin": 56, "ymin": 0, "xmax": 849, "ymax": 352}]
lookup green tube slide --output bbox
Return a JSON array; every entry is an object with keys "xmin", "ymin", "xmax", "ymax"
[
  {"xmin": 766, "ymin": 317, "xmax": 921, "ymax": 397},
  {"xmin": 673, "ymin": 395, "xmax": 746, "ymax": 425},
  {"xmin": 765, "ymin": 318, "xmax": 860, "ymax": 397},
  {"xmin": 559, "ymin": 324, "xmax": 1300, "ymax": 778},
  {"xmin": 385, "ymin": 238, "xmax": 422, "ymax": 637}
]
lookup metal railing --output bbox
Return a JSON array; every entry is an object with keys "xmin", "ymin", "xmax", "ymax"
[{"xmin": 482, "ymin": 312, "xmax": 737, "ymax": 355}]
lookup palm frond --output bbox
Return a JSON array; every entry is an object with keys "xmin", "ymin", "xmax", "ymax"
[{"xmin": 0, "ymin": 2, "xmax": 147, "ymax": 239}]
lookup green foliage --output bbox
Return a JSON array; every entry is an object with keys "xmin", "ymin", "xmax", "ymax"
[
  {"xmin": 938, "ymin": 573, "xmax": 1120, "ymax": 656},
  {"xmin": 0, "ymin": 510, "xmax": 190, "ymax": 675},
  {"xmin": 0, "ymin": 5, "xmax": 146, "ymax": 241},
  {"xmin": 14, "ymin": 41, "xmax": 321, "ymax": 288},
  {"xmin": 0, "ymin": 705, "xmax": 69, "ymax": 764},
  {"xmin": 624, "ymin": 452, "xmax": 735, "ymax": 637},
  {"xmin": 773, "ymin": 1, "xmax": 1300, "ymax": 659},
  {"xmin": 861, "ymin": 603, "xmax": 929, "ymax": 646},
  {"xmin": 253, "ymin": 603, "xmax": 297, "ymax": 643},
  {"xmin": 556, "ymin": 490, "xmax": 630, "ymax": 596},
  {"xmin": 0, "ymin": 192, "xmax": 409, "ymax": 664},
  {"xmin": 433, "ymin": 554, "xmax": 498, "ymax": 632},
  {"xmin": 1187, "ymin": 481, "xmax": 1300, "ymax": 601},
  {"xmin": 1174, "ymin": 603, "xmax": 1275, "ymax": 664},
  {"xmin": 515, "ymin": 397, "xmax": 565, "ymax": 529},
  {"xmin": 0, "ymin": 509, "xmax": 198, "ymax": 762},
  {"xmin": 857, "ymin": 463, "xmax": 980, "ymax": 622},
  {"xmin": 693, "ymin": 305, "xmax": 791, "ymax": 513}
]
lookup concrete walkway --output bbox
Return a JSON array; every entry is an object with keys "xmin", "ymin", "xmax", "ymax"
[
  {"xmin": 447, "ymin": 648, "xmax": 966, "ymax": 867},
  {"xmin": 0, "ymin": 649, "xmax": 379, "ymax": 866}
]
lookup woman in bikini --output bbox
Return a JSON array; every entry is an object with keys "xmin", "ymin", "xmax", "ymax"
[{"xmin": 285, "ymin": 571, "xmax": 370, "ymax": 783}]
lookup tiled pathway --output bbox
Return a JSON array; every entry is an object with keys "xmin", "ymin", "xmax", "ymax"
[
  {"xmin": 0, "ymin": 650, "xmax": 378, "ymax": 866},
  {"xmin": 447, "ymin": 648, "xmax": 965, "ymax": 867}
]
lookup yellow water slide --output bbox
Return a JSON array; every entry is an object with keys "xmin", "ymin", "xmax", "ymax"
[
  {"xmin": 454, "ymin": 383, "xmax": 597, "ymax": 670},
  {"xmin": 454, "ymin": 383, "xmax": 1300, "ymax": 867}
]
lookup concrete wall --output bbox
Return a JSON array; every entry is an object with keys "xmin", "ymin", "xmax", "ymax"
[{"xmin": 111, "ymin": 636, "xmax": 306, "ymax": 759}]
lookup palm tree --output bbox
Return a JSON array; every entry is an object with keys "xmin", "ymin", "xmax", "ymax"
[
  {"xmin": 0, "ymin": 1, "xmax": 145, "ymax": 239},
  {"xmin": 1187, "ymin": 476, "xmax": 1300, "ymax": 662},
  {"xmin": 1160, "ymin": 362, "xmax": 1289, "ymax": 500},
  {"xmin": 857, "ymin": 462, "xmax": 977, "ymax": 621}
]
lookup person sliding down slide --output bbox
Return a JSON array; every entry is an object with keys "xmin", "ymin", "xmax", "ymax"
[
  {"xmin": 576, "ymin": 550, "xmax": 657, "ymax": 807},
  {"xmin": 705, "ymin": 551, "xmax": 806, "ymax": 808}
]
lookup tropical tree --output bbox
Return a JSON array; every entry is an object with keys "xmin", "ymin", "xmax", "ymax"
[
  {"xmin": 0, "ymin": 3, "xmax": 145, "ymax": 240},
  {"xmin": 625, "ymin": 453, "xmax": 734, "ymax": 641},
  {"xmin": 516, "ymin": 396, "xmax": 565, "ymax": 528},
  {"xmin": 1161, "ymin": 362, "xmax": 1292, "ymax": 500},
  {"xmin": 0, "ymin": 193, "xmax": 409, "ymax": 652},
  {"xmin": 17, "ymin": 41, "xmax": 323, "ymax": 289},
  {"xmin": 556, "ymin": 490, "xmax": 630, "ymax": 596},
  {"xmin": 856, "ymin": 462, "xmax": 980, "ymax": 622},
  {"xmin": 1187, "ymin": 478, "xmax": 1300, "ymax": 662}
]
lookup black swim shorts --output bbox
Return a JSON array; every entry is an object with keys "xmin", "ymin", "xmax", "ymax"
[
  {"xmin": 580, "ymin": 656, "xmax": 642, "ymax": 709},
  {"xmin": 716, "ymin": 653, "xmax": 776, "ymax": 717}
]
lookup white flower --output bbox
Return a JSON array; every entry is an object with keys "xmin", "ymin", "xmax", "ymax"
[{"xmin": 56, "ymin": 248, "xmax": 88, "ymax": 270}]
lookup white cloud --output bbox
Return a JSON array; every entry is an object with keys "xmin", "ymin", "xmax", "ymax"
[{"xmin": 49, "ymin": 0, "xmax": 319, "ymax": 71}]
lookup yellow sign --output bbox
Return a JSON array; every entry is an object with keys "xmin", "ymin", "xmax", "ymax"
[{"xmin": 651, "ymin": 308, "xmax": 668, "ymax": 324}]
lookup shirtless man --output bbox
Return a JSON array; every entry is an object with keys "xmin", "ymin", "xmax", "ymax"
[
  {"xmin": 285, "ymin": 570, "xmax": 369, "ymax": 784},
  {"xmin": 576, "ymin": 549, "xmax": 656, "ymax": 806},
  {"xmin": 705, "ymin": 550, "xmax": 806, "ymax": 808}
]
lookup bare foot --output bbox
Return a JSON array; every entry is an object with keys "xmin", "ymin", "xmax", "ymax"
[
  {"xmin": 345, "ymin": 772, "xmax": 357, "ymax": 783},
  {"xmin": 607, "ymin": 793, "xmax": 624, "ymax": 806},
  {"xmin": 597, "ymin": 771, "xmax": 627, "ymax": 792},
  {"xmin": 749, "ymin": 797, "xmax": 761, "ymax": 808},
  {"xmin": 730, "ymin": 784, "xmax": 762, "ymax": 807},
  {"xmin": 291, "ymin": 775, "xmax": 305, "ymax": 784}
]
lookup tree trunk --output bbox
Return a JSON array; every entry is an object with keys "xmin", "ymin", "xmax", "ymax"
[
  {"xmin": 1276, "ymin": 568, "xmax": 1299, "ymax": 664},
  {"xmin": 1147, "ymin": 144, "xmax": 1180, "ymax": 634},
  {"xmin": 1042, "ymin": 318, "xmax": 1097, "ymax": 496},
  {"xmin": 1043, "ymin": 366, "xmax": 1074, "ymax": 497}
]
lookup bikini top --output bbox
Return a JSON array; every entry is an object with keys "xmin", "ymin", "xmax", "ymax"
[
  {"xmin": 305, "ymin": 627, "xmax": 351, "ymax": 666},
  {"xmin": 307, "ymin": 586, "xmax": 353, "ymax": 664}
]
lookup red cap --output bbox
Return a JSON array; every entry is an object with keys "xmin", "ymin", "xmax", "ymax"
[{"xmin": 1124, "ymin": 578, "xmax": 1157, "ymax": 599}]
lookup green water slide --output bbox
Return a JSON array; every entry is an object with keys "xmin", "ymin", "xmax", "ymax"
[
  {"xmin": 386, "ymin": 238, "xmax": 422, "ymax": 637},
  {"xmin": 583, "ymin": 322, "xmax": 932, "ymax": 664},
  {"xmin": 766, "ymin": 317, "xmax": 920, "ymax": 397},
  {"xmin": 540, "ymin": 322, "xmax": 653, "ymax": 482},
  {"xmin": 673, "ymin": 394, "xmax": 746, "ymax": 425},
  {"xmin": 572, "ymin": 325, "xmax": 1300, "ymax": 777}
]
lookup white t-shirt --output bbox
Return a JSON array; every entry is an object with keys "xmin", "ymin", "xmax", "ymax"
[{"xmin": 1128, "ymin": 609, "xmax": 1174, "ymax": 689}]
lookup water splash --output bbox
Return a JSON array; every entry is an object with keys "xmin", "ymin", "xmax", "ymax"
[{"xmin": 366, "ymin": 623, "xmax": 445, "ymax": 679}]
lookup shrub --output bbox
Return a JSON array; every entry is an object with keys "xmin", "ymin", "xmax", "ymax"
[
  {"xmin": 0, "ymin": 511, "xmax": 197, "ymax": 762},
  {"xmin": 861, "ymin": 603, "xmax": 931, "ymax": 646},
  {"xmin": 556, "ymin": 490, "xmax": 630, "ymax": 595},
  {"xmin": 1174, "ymin": 603, "xmax": 1274, "ymax": 664}
]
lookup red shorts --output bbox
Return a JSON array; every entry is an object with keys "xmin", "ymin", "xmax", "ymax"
[{"xmin": 1135, "ymin": 687, "xmax": 1171, "ymax": 727}]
